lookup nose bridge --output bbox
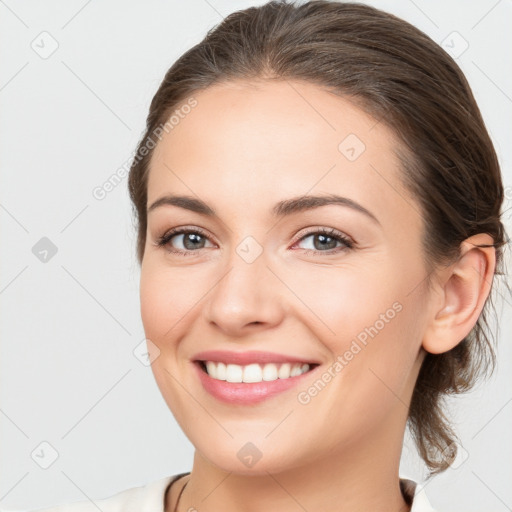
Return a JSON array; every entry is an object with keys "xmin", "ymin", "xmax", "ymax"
[{"xmin": 205, "ymin": 234, "xmax": 283, "ymax": 332}]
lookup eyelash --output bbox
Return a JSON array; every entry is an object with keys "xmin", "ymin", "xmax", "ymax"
[{"xmin": 155, "ymin": 226, "xmax": 354, "ymax": 257}]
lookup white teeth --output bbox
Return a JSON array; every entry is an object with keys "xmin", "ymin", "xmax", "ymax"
[
  {"xmin": 262, "ymin": 363, "xmax": 278, "ymax": 381},
  {"xmin": 242, "ymin": 363, "xmax": 262, "ymax": 383},
  {"xmin": 278, "ymin": 363, "xmax": 291, "ymax": 379},
  {"xmin": 216, "ymin": 361, "xmax": 227, "ymax": 380},
  {"xmin": 290, "ymin": 364, "xmax": 302, "ymax": 377},
  {"xmin": 202, "ymin": 361, "xmax": 311, "ymax": 382},
  {"xmin": 206, "ymin": 361, "xmax": 217, "ymax": 377},
  {"xmin": 226, "ymin": 363, "xmax": 243, "ymax": 383}
]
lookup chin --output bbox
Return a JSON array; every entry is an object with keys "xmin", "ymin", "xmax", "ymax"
[{"xmin": 193, "ymin": 437, "xmax": 310, "ymax": 477}]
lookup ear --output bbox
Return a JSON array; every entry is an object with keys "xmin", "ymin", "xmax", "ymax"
[{"xmin": 422, "ymin": 233, "xmax": 496, "ymax": 355}]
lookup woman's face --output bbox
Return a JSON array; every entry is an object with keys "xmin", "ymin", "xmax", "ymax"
[{"xmin": 140, "ymin": 79, "xmax": 433, "ymax": 474}]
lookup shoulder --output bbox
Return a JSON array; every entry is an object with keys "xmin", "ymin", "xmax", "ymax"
[
  {"xmin": 14, "ymin": 474, "xmax": 434, "ymax": 512},
  {"xmin": 400, "ymin": 477, "xmax": 437, "ymax": 512},
  {"xmin": 24, "ymin": 474, "xmax": 184, "ymax": 512}
]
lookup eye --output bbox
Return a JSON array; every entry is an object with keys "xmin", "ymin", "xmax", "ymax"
[
  {"xmin": 155, "ymin": 227, "xmax": 215, "ymax": 256},
  {"xmin": 155, "ymin": 226, "xmax": 354, "ymax": 257},
  {"xmin": 292, "ymin": 227, "xmax": 354, "ymax": 255}
]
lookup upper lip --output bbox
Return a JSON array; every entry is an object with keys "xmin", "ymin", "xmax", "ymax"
[{"xmin": 193, "ymin": 350, "xmax": 319, "ymax": 366}]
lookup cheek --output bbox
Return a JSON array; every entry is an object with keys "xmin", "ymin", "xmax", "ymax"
[
  {"xmin": 140, "ymin": 265, "xmax": 167, "ymax": 340},
  {"xmin": 139, "ymin": 262, "xmax": 201, "ymax": 345},
  {"xmin": 288, "ymin": 259, "xmax": 424, "ymax": 396},
  {"xmin": 283, "ymin": 261, "xmax": 402, "ymax": 343}
]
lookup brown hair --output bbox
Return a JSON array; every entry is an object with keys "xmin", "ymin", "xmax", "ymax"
[{"xmin": 128, "ymin": 0, "xmax": 508, "ymax": 475}]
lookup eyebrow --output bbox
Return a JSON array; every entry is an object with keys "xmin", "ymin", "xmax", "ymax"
[{"xmin": 147, "ymin": 193, "xmax": 380, "ymax": 225}]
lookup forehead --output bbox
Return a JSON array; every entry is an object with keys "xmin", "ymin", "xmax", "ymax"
[{"xmin": 148, "ymin": 79, "xmax": 419, "ymax": 229}]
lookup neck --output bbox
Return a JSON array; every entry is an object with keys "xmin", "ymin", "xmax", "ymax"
[{"xmin": 171, "ymin": 407, "xmax": 411, "ymax": 512}]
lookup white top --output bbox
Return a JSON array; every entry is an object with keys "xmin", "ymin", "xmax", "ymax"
[{"xmin": 22, "ymin": 473, "xmax": 436, "ymax": 512}]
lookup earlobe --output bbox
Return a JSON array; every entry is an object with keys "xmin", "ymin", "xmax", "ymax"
[{"xmin": 422, "ymin": 233, "xmax": 496, "ymax": 355}]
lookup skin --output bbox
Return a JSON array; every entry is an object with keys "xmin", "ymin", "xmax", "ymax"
[{"xmin": 139, "ymin": 79, "xmax": 496, "ymax": 512}]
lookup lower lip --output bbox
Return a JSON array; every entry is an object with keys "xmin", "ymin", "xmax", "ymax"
[{"xmin": 194, "ymin": 362, "xmax": 316, "ymax": 405}]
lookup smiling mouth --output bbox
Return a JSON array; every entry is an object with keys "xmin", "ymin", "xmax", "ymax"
[{"xmin": 196, "ymin": 360, "xmax": 319, "ymax": 383}]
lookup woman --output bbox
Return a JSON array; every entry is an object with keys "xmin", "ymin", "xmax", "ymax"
[{"xmin": 32, "ymin": 1, "xmax": 507, "ymax": 511}]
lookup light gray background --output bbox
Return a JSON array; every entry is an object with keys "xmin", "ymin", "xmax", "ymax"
[{"xmin": 1, "ymin": 1, "xmax": 511, "ymax": 511}]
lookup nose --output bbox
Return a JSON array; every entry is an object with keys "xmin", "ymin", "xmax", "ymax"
[{"xmin": 204, "ymin": 248, "xmax": 286, "ymax": 337}]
